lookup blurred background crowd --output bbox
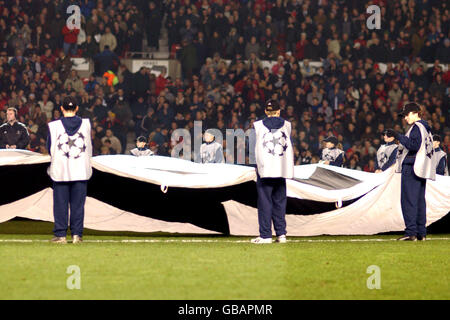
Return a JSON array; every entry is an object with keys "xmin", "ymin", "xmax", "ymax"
[{"xmin": 0, "ymin": 0, "xmax": 448, "ymax": 171}]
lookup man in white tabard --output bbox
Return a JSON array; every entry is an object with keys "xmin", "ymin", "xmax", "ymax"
[
  {"xmin": 375, "ymin": 130, "xmax": 398, "ymax": 172},
  {"xmin": 432, "ymin": 135, "xmax": 448, "ymax": 176},
  {"xmin": 390, "ymin": 102, "xmax": 435, "ymax": 241},
  {"xmin": 251, "ymin": 100, "xmax": 294, "ymax": 244},
  {"xmin": 46, "ymin": 97, "xmax": 92, "ymax": 244},
  {"xmin": 130, "ymin": 136, "xmax": 154, "ymax": 157},
  {"xmin": 200, "ymin": 131, "xmax": 224, "ymax": 163}
]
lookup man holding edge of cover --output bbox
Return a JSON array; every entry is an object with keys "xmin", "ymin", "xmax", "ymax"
[
  {"xmin": 47, "ymin": 96, "xmax": 93, "ymax": 244},
  {"xmin": 387, "ymin": 102, "xmax": 435, "ymax": 241}
]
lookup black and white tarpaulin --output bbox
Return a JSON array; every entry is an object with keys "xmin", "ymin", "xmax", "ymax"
[{"xmin": 0, "ymin": 150, "xmax": 449, "ymax": 236}]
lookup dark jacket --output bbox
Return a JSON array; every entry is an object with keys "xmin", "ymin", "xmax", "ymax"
[
  {"xmin": 94, "ymin": 49, "xmax": 120, "ymax": 75},
  {"xmin": 0, "ymin": 121, "xmax": 30, "ymax": 149}
]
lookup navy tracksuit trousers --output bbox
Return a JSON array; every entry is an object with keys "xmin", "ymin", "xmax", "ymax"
[
  {"xmin": 53, "ymin": 181, "xmax": 88, "ymax": 237},
  {"xmin": 400, "ymin": 164, "xmax": 427, "ymax": 237},
  {"xmin": 256, "ymin": 173, "xmax": 287, "ymax": 238}
]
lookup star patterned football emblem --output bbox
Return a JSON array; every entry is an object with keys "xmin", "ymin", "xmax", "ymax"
[
  {"xmin": 55, "ymin": 132, "xmax": 87, "ymax": 159},
  {"xmin": 425, "ymin": 136, "xmax": 434, "ymax": 159},
  {"xmin": 262, "ymin": 130, "xmax": 289, "ymax": 156},
  {"xmin": 379, "ymin": 152, "xmax": 388, "ymax": 166}
]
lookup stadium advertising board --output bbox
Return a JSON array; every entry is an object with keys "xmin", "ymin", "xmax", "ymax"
[{"xmin": 131, "ymin": 60, "xmax": 170, "ymax": 76}]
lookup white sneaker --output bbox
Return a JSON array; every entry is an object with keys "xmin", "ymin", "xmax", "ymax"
[
  {"xmin": 72, "ymin": 235, "xmax": 83, "ymax": 244},
  {"xmin": 250, "ymin": 237, "xmax": 272, "ymax": 244},
  {"xmin": 275, "ymin": 235, "xmax": 287, "ymax": 243}
]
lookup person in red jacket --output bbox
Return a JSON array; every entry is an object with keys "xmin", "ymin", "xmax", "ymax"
[
  {"xmin": 155, "ymin": 68, "xmax": 168, "ymax": 96},
  {"xmin": 62, "ymin": 25, "xmax": 80, "ymax": 56}
]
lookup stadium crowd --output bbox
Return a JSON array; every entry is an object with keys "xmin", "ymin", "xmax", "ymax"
[{"xmin": 0, "ymin": 0, "xmax": 448, "ymax": 172}]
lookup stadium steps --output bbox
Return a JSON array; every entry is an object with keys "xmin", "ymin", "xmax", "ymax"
[{"xmin": 157, "ymin": 15, "xmax": 170, "ymax": 58}]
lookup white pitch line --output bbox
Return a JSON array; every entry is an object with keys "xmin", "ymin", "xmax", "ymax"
[{"xmin": 0, "ymin": 238, "xmax": 449, "ymax": 243}]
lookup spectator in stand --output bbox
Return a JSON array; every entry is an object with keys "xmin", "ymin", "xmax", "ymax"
[
  {"xmin": 101, "ymin": 128, "xmax": 122, "ymax": 155},
  {"xmin": 155, "ymin": 68, "xmax": 168, "ymax": 97},
  {"xmin": 64, "ymin": 70, "xmax": 84, "ymax": 93},
  {"xmin": 0, "ymin": 0, "xmax": 447, "ymax": 169},
  {"xmin": 99, "ymin": 26, "xmax": 117, "ymax": 53},
  {"xmin": 61, "ymin": 23, "xmax": 79, "ymax": 56},
  {"xmin": 55, "ymin": 50, "xmax": 72, "ymax": 82},
  {"xmin": 127, "ymin": 22, "xmax": 143, "ymax": 54},
  {"xmin": 146, "ymin": 1, "xmax": 162, "ymax": 51},
  {"xmin": 81, "ymin": 35, "xmax": 99, "ymax": 58},
  {"xmin": 93, "ymin": 45, "xmax": 119, "ymax": 76},
  {"xmin": 178, "ymin": 38, "xmax": 198, "ymax": 80}
]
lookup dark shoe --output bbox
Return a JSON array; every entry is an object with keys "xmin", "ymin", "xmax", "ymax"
[
  {"xmin": 417, "ymin": 235, "xmax": 426, "ymax": 241},
  {"xmin": 397, "ymin": 235, "xmax": 417, "ymax": 241}
]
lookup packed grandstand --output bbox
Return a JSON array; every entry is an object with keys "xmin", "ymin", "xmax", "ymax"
[{"xmin": 0, "ymin": 0, "xmax": 448, "ymax": 172}]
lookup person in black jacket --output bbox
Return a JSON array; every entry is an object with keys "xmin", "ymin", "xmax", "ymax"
[
  {"xmin": 93, "ymin": 45, "xmax": 120, "ymax": 76},
  {"xmin": 146, "ymin": 2, "xmax": 162, "ymax": 51},
  {"xmin": 0, "ymin": 107, "xmax": 30, "ymax": 149}
]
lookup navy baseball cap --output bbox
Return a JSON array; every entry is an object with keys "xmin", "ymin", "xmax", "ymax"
[
  {"xmin": 324, "ymin": 136, "xmax": 338, "ymax": 145},
  {"xmin": 399, "ymin": 102, "xmax": 421, "ymax": 116},
  {"xmin": 432, "ymin": 134, "xmax": 441, "ymax": 142},
  {"xmin": 136, "ymin": 136, "xmax": 147, "ymax": 143},
  {"xmin": 62, "ymin": 96, "xmax": 77, "ymax": 110},
  {"xmin": 383, "ymin": 130, "xmax": 396, "ymax": 138},
  {"xmin": 265, "ymin": 100, "xmax": 280, "ymax": 111}
]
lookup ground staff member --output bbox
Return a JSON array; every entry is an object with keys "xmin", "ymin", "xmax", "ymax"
[
  {"xmin": 252, "ymin": 100, "xmax": 294, "ymax": 244},
  {"xmin": 47, "ymin": 97, "xmax": 93, "ymax": 244},
  {"xmin": 389, "ymin": 102, "xmax": 435, "ymax": 241},
  {"xmin": 0, "ymin": 107, "xmax": 30, "ymax": 149}
]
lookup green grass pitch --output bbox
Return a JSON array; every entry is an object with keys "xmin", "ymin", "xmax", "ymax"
[{"xmin": 0, "ymin": 220, "xmax": 449, "ymax": 300}]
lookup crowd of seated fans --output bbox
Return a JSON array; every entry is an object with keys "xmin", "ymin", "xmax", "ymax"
[{"xmin": 0, "ymin": 0, "xmax": 448, "ymax": 172}]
